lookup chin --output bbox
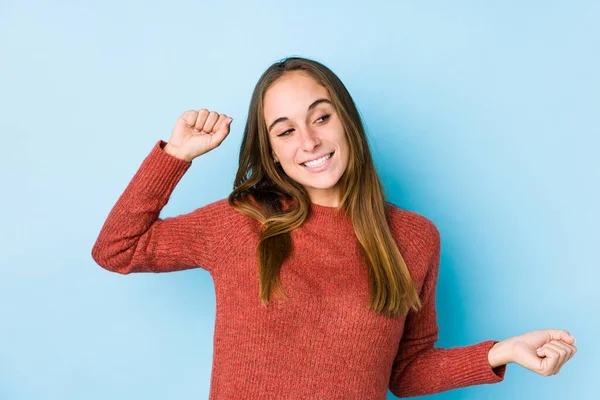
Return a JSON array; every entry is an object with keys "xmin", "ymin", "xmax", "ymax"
[{"xmin": 302, "ymin": 176, "xmax": 343, "ymax": 189}]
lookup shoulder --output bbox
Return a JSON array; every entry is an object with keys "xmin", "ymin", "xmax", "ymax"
[
  {"xmin": 385, "ymin": 201, "xmax": 441, "ymax": 254},
  {"xmin": 188, "ymin": 197, "xmax": 250, "ymax": 227},
  {"xmin": 186, "ymin": 197, "xmax": 261, "ymax": 253},
  {"xmin": 191, "ymin": 197, "xmax": 234, "ymax": 215}
]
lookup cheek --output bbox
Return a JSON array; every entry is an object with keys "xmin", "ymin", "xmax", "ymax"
[
  {"xmin": 277, "ymin": 146, "xmax": 299, "ymax": 164},
  {"xmin": 338, "ymin": 133, "xmax": 350, "ymax": 156}
]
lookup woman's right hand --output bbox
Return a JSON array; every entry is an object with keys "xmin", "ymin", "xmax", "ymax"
[{"xmin": 165, "ymin": 109, "xmax": 233, "ymax": 162}]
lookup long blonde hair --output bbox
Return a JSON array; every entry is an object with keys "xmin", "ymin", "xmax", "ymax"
[{"xmin": 228, "ymin": 56, "xmax": 422, "ymax": 318}]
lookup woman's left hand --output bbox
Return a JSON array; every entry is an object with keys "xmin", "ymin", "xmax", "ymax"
[{"xmin": 500, "ymin": 329, "xmax": 577, "ymax": 376}]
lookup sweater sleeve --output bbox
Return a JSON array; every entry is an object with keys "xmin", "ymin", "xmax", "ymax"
[
  {"xmin": 91, "ymin": 139, "xmax": 227, "ymax": 275},
  {"xmin": 388, "ymin": 223, "xmax": 507, "ymax": 398}
]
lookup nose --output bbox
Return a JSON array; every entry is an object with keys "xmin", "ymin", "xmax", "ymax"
[{"xmin": 299, "ymin": 126, "xmax": 321, "ymax": 151}]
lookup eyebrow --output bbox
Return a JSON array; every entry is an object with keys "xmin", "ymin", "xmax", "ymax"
[{"xmin": 267, "ymin": 98, "xmax": 332, "ymax": 134}]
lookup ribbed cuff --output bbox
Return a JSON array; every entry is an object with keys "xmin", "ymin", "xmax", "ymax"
[
  {"xmin": 445, "ymin": 340, "xmax": 507, "ymax": 387},
  {"xmin": 130, "ymin": 139, "xmax": 192, "ymax": 199}
]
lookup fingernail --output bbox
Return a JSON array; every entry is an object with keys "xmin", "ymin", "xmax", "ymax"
[
  {"xmin": 572, "ymin": 337, "xmax": 576, "ymax": 343},
  {"xmin": 536, "ymin": 348, "xmax": 542, "ymax": 352}
]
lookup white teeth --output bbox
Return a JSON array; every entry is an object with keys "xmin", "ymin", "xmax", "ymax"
[{"xmin": 302, "ymin": 153, "xmax": 332, "ymax": 168}]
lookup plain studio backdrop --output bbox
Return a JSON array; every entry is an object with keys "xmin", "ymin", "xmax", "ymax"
[{"xmin": 1, "ymin": 1, "xmax": 598, "ymax": 399}]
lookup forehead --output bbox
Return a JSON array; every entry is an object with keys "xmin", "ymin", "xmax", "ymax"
[{"xmin": 263, "ymin": 72, "xmax": 331, "ymax": 120}]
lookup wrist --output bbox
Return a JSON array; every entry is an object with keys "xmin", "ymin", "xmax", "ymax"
[
  {"xmin": 488, "ymin": 339, "xmax": 514, "ymax": 368},
  {"xmin": 164, "ymin": 142, "xmax": 192, "ymax": 162}
]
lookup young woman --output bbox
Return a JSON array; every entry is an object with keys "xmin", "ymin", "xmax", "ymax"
[{"xmin": 92, "ymin": 56, "xmax": 576, "ymax": 399}]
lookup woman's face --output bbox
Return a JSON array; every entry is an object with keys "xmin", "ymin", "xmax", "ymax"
[{"xmin": 263, "ymin": 71, "xmax": 349, "ymax": 207}]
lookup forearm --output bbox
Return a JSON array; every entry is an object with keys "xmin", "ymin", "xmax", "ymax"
[{"xmin": 390, "ymin": 340, "xmax": 506, "ymax": 398}]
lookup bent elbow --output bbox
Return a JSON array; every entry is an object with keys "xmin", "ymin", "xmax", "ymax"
[{"xmin": 90, "ymin": 245, "xmax": 133, "ymax": 275}]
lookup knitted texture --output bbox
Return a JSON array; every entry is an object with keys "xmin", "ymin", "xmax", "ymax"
[{"xmin": 91, "ymin": 139, "xmax": 507, "ymax": 399}]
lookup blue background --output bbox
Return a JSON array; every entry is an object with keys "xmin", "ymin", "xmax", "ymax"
[{"xmin": 1, "ymin": 1, "xmax": 598, "ymax": 399}]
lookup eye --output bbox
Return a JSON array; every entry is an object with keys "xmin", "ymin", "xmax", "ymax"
[
  {"xmin": 276, "ymin": 114, "xmax": 331, "ymax": 137},
  {"xmin": 316, "ymin": 114, "xmax": 331, "ymax": 123}
]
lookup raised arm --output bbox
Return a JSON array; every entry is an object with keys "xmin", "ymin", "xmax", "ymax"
[
  {"xmin": 91, "ymin": 109, "xmax": 234, "ymax": 274},
  {"xmin": 91, "ymin": 140, "xmax": 230, "ymax": 274},
  {"xmin": 388, "ymin": 223, "xmax": 507, "ymax": 398}
]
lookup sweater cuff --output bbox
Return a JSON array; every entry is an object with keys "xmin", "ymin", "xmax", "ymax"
[
  {"xmin": 131, "ymin": 139, "xmax": 192, "ymax": 198},
  {"xmin": 445, "ymin": 340, "xmax": 507, "ymax": 386}
]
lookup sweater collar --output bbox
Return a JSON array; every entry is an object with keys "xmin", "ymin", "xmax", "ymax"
[
  {"xmin": 305, "ymin": 201, "xmax": 354, "ymax": 232},
  {"xmin": 278, "ymin": 196, "xmax": 354, "ymax": 231}
]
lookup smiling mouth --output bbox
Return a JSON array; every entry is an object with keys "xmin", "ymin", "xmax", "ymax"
[
  {"xmin": 300, "ymin": 151, "xmax": 335, "ymax": 165},
  {"xmin": 300, "ymin": 151, "xmax": 334, "ymax": 168}
]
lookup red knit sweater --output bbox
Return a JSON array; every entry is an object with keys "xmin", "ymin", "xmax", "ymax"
[{"xmin": 91, "ymin": 139, "xmax": 507, "ymax": 399}]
